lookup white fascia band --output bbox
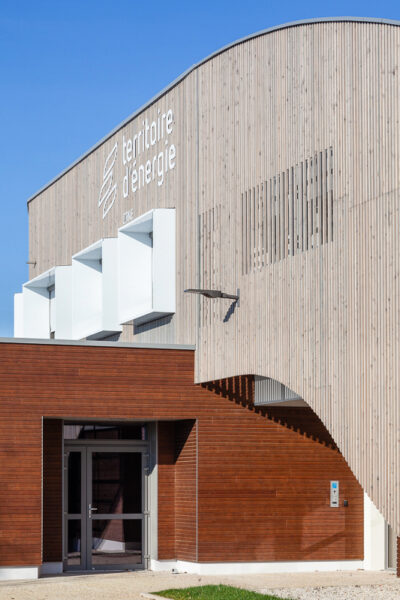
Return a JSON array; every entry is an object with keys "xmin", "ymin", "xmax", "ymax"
[
  {"xmin": 150, "ymin": 559, "xmax": 364, "ymax": 575},
  {"xmin": 0, "ymin": 566, "xmax": 39, "ymax": 581}
]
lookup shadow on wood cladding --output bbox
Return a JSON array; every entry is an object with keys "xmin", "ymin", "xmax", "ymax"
[{"xmin": 202, "ymin": 376, "xmax": 337, "ymax": 450}]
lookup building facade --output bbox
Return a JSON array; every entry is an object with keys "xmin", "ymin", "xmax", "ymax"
[{"xmin": 5, "ymin": 17, "xmax": 400, "ymax": 578}]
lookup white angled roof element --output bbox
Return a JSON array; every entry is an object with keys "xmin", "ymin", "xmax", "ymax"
[
  {"xmin": 118, "ymin": 208, "xmax": 176, "ymax": 326},
  {"xmin": 72, "ymin": 238, "xmax": 122, "ymax": 340},
  {"xmin": 15, "ymin": 266, "xmax": 72, "ymax": 339}
]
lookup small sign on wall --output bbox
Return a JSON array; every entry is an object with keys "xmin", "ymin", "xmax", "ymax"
[{"xmin": 330, "ymin": 480, "xmax": 339, "ymax": 507}]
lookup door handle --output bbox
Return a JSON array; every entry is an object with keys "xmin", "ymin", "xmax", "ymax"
[{"xmin": 88, "ymin": 504, "xmax": 98, "ymax": 519}]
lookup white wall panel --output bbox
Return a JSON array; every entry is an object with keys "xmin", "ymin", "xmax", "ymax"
[
  {"xmin": 364, "ymin": 493, "xmax": 386, "ymax": 570},
  {"xmin": 23, "ymin": 269, "xmax": 54, "ymax": 338},
  {"xmin": 54, "ymin": 266, "xmax": 72, "ymax": 339},
  {"xmin": 102, "ymin": 238, "xmax": 121, "ymax": 334},
  {"xmin": 152, "ymin": 209, "xmax": 176, "ymax": 314},
  {"xmin": 13, "ymin": 293, "xmax": 24, "ymax": 337},
  {"xmin": 72, "ymin": 244, "xmax": 102, "ymax": 338},
  {"xmin": 19, "ymin": 267, "xmax": 73, "ymax": 339}
]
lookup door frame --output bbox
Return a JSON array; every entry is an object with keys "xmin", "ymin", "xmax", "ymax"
[{"xmin": 63, "ymin": 440, "xmax": 149, "ymax": 572}]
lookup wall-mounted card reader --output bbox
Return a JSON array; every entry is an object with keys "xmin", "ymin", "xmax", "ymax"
[{"xmin": 330, "ymin": 480, "xmax": 339, "ymax": 507}]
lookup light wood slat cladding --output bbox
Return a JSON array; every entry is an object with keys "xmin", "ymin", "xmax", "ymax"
[
  {"xmin": 42, "ymin": 419, "xmax": 63, "ymax": 562},
  {"xmin": 27, "ymin": 21, "xmax": 400, "ymax": 537},
  {"xmin": 0, "ymin": 342, "xmax": 362, "ymax": 566},
  {"xmin": 194, "ymin": 21, "xmax": 400, "ymax": 539}
]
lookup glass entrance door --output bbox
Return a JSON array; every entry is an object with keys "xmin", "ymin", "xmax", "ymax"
[{"xmin": 64, "ymin": 445, "xmax": 147, "ymax": 571}]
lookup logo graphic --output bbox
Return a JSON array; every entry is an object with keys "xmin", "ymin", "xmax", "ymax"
[{"xmin": 98, "ymin": 142, "xmax": 118, "ymax": 219}]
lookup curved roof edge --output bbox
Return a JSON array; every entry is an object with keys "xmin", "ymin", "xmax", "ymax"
[{"xmin": 27, "ymin": 16, "xmax": 400, "ymax": 205}]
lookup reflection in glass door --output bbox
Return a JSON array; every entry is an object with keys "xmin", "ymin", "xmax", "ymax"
[
  {"xmin": 90, "ymin": 451, "xmax": 143, "ymax": 568},
  {"xmin": 65, "ymin": 449, "xmax": 85, "ymax": 569},
  {"xmin": 64, "ymin": 445, "xmax": 147, "ymax": 571}
]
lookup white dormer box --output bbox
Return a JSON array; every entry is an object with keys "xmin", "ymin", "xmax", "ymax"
[
  {"xmin": 14, "ymin": 266, "xmax": 72, "ymax": 339},
  {"xmin": 14, "ymin": 210, "xmax": 176, "ymax": 340},
  {"xmin": 118, "ymin": 208, "xmax": 176, "ymax": 326},
  {"xmin": 72, "ymin": 238, "xmax": 122, "ymax": 340}
]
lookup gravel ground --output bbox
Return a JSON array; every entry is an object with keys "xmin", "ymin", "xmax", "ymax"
[
  {"xmin": 0, "ymin": 570, "xmax": 398, "ymax": 600},
  {"xmin": 265, "ymin": 582, "xmax": 400, "ymax": 600}
]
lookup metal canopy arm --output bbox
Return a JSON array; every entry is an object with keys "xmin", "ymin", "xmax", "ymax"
[{"xmin": 184, "ymin": 288, "xmax": 239, "ymax": 301}]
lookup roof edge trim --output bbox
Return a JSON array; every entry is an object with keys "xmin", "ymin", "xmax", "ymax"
[
  {"xmin": 27, "ymin": 17, "xmax": 400, "ymax": 204},
  {"xmin": 1, "ymin": 337, "xmax": 195, "ymax": 350}
]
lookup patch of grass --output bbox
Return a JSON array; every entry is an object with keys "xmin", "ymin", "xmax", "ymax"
[{"xmin": 153, "ymin": 584, "xmax": 290, "ymax": 600}]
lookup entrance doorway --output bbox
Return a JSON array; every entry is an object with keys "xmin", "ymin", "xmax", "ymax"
[{"xmin": 64, "ymin": 443, "xmax": 148, "ymax": 571}]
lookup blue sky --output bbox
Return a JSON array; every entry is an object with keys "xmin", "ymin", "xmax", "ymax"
[{"xmin": 1, "ymin": 1, "xmax": 399, "ymax": 336}]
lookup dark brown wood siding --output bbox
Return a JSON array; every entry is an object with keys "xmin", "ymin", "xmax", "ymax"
[
  {"xmin": 174, "ymin": 420, "xmax": 197, "ymax": 561},
  {"xmin": 0, "ymin": 342, "xmax": 363, "ymax": 566},
  {"xmin": 397, "ymin": 537, "xmax": 400, "ymax": 577},
  {"xmin": 197, "ymin": 382, "xmax": 362, "ymax": 562}
]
